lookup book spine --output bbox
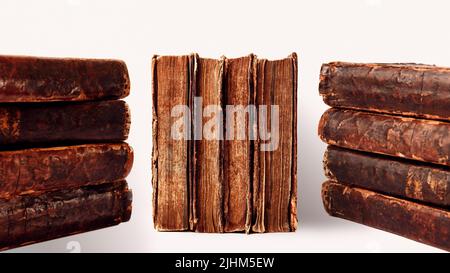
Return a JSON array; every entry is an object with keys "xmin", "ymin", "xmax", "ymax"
[
  {"xmin": 322, "ymin": 181, "xmax": 450, "ymax": 251},
  {"xmin": 223, "ymin": 55, "xmax": 254, "ymax": 233},
  {"xmin": 0, "ymin": 100, "xmax": 130, "ymax": 145},
  {"xmin": 152, "ymin": 55, "xmax": 194, "ymax": 231},
  {"xmin": 324, "ymin": 145, "xmax": 450, "ymax": 206},
  {"xmin": 193, "ymin": 57, "xmax": 225, "ymax": 233},
  {"xmin": 319, "ymin": 62, "xmax": 450, "ymax": 120},
  {"xmin": 0, "ymin": 55, "xmax": 130, "ymax": 102},
  {"xmin": 252, "ymin": 54, "xmax": 298, "ymax": 233},
  {"xmin": 318, "ymin": 108, "xmax": 450, "ymax": 166},
  {"xmin": 0, "ymin": 180, "xmax": 132, "ymax": 251},
  {"xmin": 0, "ymin": 143, "xmax": 133, "ymax": 199}
]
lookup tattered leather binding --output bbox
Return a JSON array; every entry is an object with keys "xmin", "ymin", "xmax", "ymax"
[
  {"xmin": 0, "ymin": 55, "xmax": 130, "ymax": 103},
  {"xmin": 319, "ymin": 62, "xmax": 450, "ymax": 120},
  {"xmin": 318, "ymin": 108, "xmax": 450, "ymax": 167},
  {"xmin": 0, "ymin": 180, "xmax": 132, "ymax": 251},
  {"xmin": 0, "ymin": 100, "xmax": 130, "ymax": 145},
  {"xmin": 252, "ymin": 54, "xmax": 298, "ymax": 233},
  {"xmin": 0, "ymin": 143, "xmax": 133, "ymax": 199},
  {"xmin": 152, "ymin": 55, "xmax": 195, "ymax": 231},
  {"xmin": 322, "ymin": 181, "xmax": 450, "ymax": 251},
  {"xmin": 192, "ymin": 57, "xmax": 225, "ymax": 233},
  {"xmin": 324, "ymin": 145, "xmax": 450, "ymax": 207},
  {"xmin": 222, "ymin": 55, "xmax": 254, "ymax": 233}
]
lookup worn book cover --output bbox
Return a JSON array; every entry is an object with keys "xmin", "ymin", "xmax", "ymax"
[
  {"xmin": 319, "ymin": 108, "xmax": 450, "ymax": 166},
  {"xmin": 0, "ymin": 143, "xmax": 133, "ymax": 199},
  {"xmin": 0, "ymin": 180, "xmax": 132, "ymax": 251},
  {"xmin": 0, "ymin": 100, "xmax": 130, "ymax": 145},
  {"xmin": 322, "ymin": 181, "xmax": 450, "ymax": 251},
  {"xmin": 0, "ymin": 55, "xmax": 130, "ymax": 102},
  {"xmin": 320, "ymin": 62, "xmax": 450, "ymax": 120},
  {"xmin": 252, "ymin": 54, "xmax": 298, "ymax": 233},
  {"xmin": 324, "ymin": 145, "xmax": 450, "ymax": 206}
]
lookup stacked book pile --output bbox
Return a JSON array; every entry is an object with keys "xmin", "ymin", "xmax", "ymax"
[
  {"xmin": 318, "ymin": 62, "xmax": 450, "ymax": 251},
  {"xmin": 152, "ymin": 53, "xmax": 297, "ymax": 233},
  {"xmin": 0, "ymin": 55, "xmax": 133, "ymax": 250}
]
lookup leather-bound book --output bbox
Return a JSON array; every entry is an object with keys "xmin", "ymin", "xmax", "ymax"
[{"xmin": 319, "ymin": 62, "xmax": 450, "ymax": 120}]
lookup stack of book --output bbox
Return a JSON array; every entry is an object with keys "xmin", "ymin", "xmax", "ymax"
[
  {"xmin": 152, "ymin": 53, "xmax": 297, "ymax": 233},
  {"xmin": 0, "ymin": 55, "xmax": 133, "ymax": 250},
  {"xmin": 318, "ymin": 62, "xmax": 450, "ymax": 251}
]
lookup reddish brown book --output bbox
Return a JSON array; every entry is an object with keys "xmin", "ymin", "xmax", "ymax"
[
  {"xmin": 0, "ymin": 100, "xmax": 130, "ymax": 145},
  {"xmin": 319, "ymin": 62, "xmax": 450, "ymax": 120},
  {"xmin": 0, "ymin": 55, "xmax": 129, "ymax": 102},
  {"xmin": 252, "ymin": 54, "xmax": 298, "ymax": 233},
  {"xmin": 324, "ymin": 145, "xmax": 450, "ymax": 206},
  {"xmin": 152, "ymin": 54, "xmax": 195, "ymax": 231},
  {"xmin": 322, "ymin": 181, "xmax": 450, "ymax": 251},
  {"xmin": 0, "ymin": 180, "xmax": 132, "ymax": 251},
  {"xmin": 192, "ymin": 57, "xmax": 225, "ymax": 233},
  {"xmin": 318, "ymin": 108, "xmax": 450, "ymax": 167},
  {"xmin": 223, "ymin": 55, "xmax": 254, "ymax": 233},
  {"xmin": 0, "ymin": 143, "xmax": 133, "ymax": 199}
]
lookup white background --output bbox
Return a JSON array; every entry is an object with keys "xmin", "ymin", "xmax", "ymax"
[{"xmin": 3, "ymin": 0, "xmax": 449, "ymax": 253}]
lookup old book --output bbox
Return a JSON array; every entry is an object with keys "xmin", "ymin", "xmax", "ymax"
[
  {"xmin": 319, "ymin": 62, "xmax": 450, "ymax": 120},
  {"xmin": 252, "ymin": 54, "xmax": 298, "ymax": 233},
  {"xmin": 0, "ymin": 180, "xmax": 132, "ymax": 251},
  {"xmin": 0, "ymin": 55, "xmax": 129, "ymax": 102},
  {"xmin": 0, "ymin": 100, "xmax": 130, "ymax": 145},
  {"xmin": 223, "ymin": 55, "xmax": 254, "ymax": 233},
  {"xmin": 322, "ymin": 181, "xmax": 450, "ymax": 251},
  {"xmin": 0, "ymin": 143, "xmax": 133, "ymax": 199},
  {"xmin": 318, "ymin": 108, "xmax": 450, "ymax": 167},
  {"xmin": 324, "ymin": 145, "xmax": 450, "ymax": 206},
  {"xmin": 152, "ymin": 54, "xmax": 195, "ymax": 231},
  {"xmin": 192, "ymin": 56, "xmax": 225, "ymax": 233}
]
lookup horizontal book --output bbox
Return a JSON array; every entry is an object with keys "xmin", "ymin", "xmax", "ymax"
[
  {"xmin": 0, "ymin": 180, "xmax": 132, "ymax": 251},
  {"xmin": 322, "ymin": 181, "xmax": 450, "ymax": 251},
  {"xmin": 318, "ymin": 108, "xmax": 450, "ymax": 166},
  {"xmin": 319, "ymin": 62, "xmax": 450, "ymax": 120},
  {"xmin": 0, "ymin": 143, "xmax": 133, "ymax": 199},
  {"xmin": 0, "ymin": 100, "xmax": 130, "ymax": 145},
  {"xmin": 0, "ymin": 55, "xmax": 129, "ymax": 102},
  {"xmin": 324, "ymin": 145, "xmax": 450, "ymax": 206}
]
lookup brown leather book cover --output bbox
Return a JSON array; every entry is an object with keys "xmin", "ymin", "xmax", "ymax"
[
  {"xmin": 319, "ymin": 62, "xmax": 450, "ymax": 120},
  {"xmin": 0, "ymin": 55, "xmax": 129, "ymax": 103},
  {"xmin": 322, "ymin": 181, "xmax": 450, "ymax": 251},
  {"xmin": 152, "ymin": 54, "xmax": 195, "ymax": 231},
  {"xmin": 252, "ymin": 54, "xmax": 298, "ymax": 233},
  {"xmin": 223, "ymin": 55, "xmax": 254, "ymax": 233},
  {"xmin": 324, "ymin": 145, "xmax": 450, "ymax": 206},
  {"xmin": 192, "ymin": 56, "xmax": 225, "ymax": 233},
  {"xmin": 0, "ymin": 143, "xmax": 133, "ymax": 199},
  {"xmin": 0, "ymin": 180, "xmax": 132, "ymax": 251},
  {"xmin": 318, "ymin": 108, "xmax": 450, "ymax": 167},
  {"xmin": 0, "ymin": 100, "xmax": 130, "ymax": 145}
]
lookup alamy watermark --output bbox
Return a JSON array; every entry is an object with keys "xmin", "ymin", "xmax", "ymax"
[{"xmin": 171, "ymin": 96, "xmax": 279, "ymax": 151}]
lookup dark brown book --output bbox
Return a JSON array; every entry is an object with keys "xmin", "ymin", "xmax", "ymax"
[
  {"xmin": 0, "ymin": 55, "xmax": 129, "ymax": 102},
  {"xmin": 319, "ymin": 62, "xmax": 450, "ymax": 120},
  {"xmin": 223, "ymin": 55, "xmax": 254, "ymax": 233},
  {"xmin": 192, "ymin": 57, "xmax": 225, "ymax": 233},
  {"xmin": 324, "ymin": 145, "xmax": 450, "ymax": 206},
  {"xmin": 252, "ymin": 54, "xmax": 298, "ymax": 233},
  {"xmin": 0, "ymin": 143, "xmax": 133, "ymax": 199},
  {"xmin": 318, "ymin": 108, "xmax": 450, "ymax": 166},
  {"xmin": 0, "ymin": 100, "xmax": 130, "ymax": 145},
  {"xmin": 322, "ymin": 181, "xmax": 450, "ymax": 251},
  {"xmin": 152, "ymin": 54, "xmax": 195, "ymax": 231},
  {"xmin": 0, "ymin": 180, "xmax": 132, "ymax": 251}
]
